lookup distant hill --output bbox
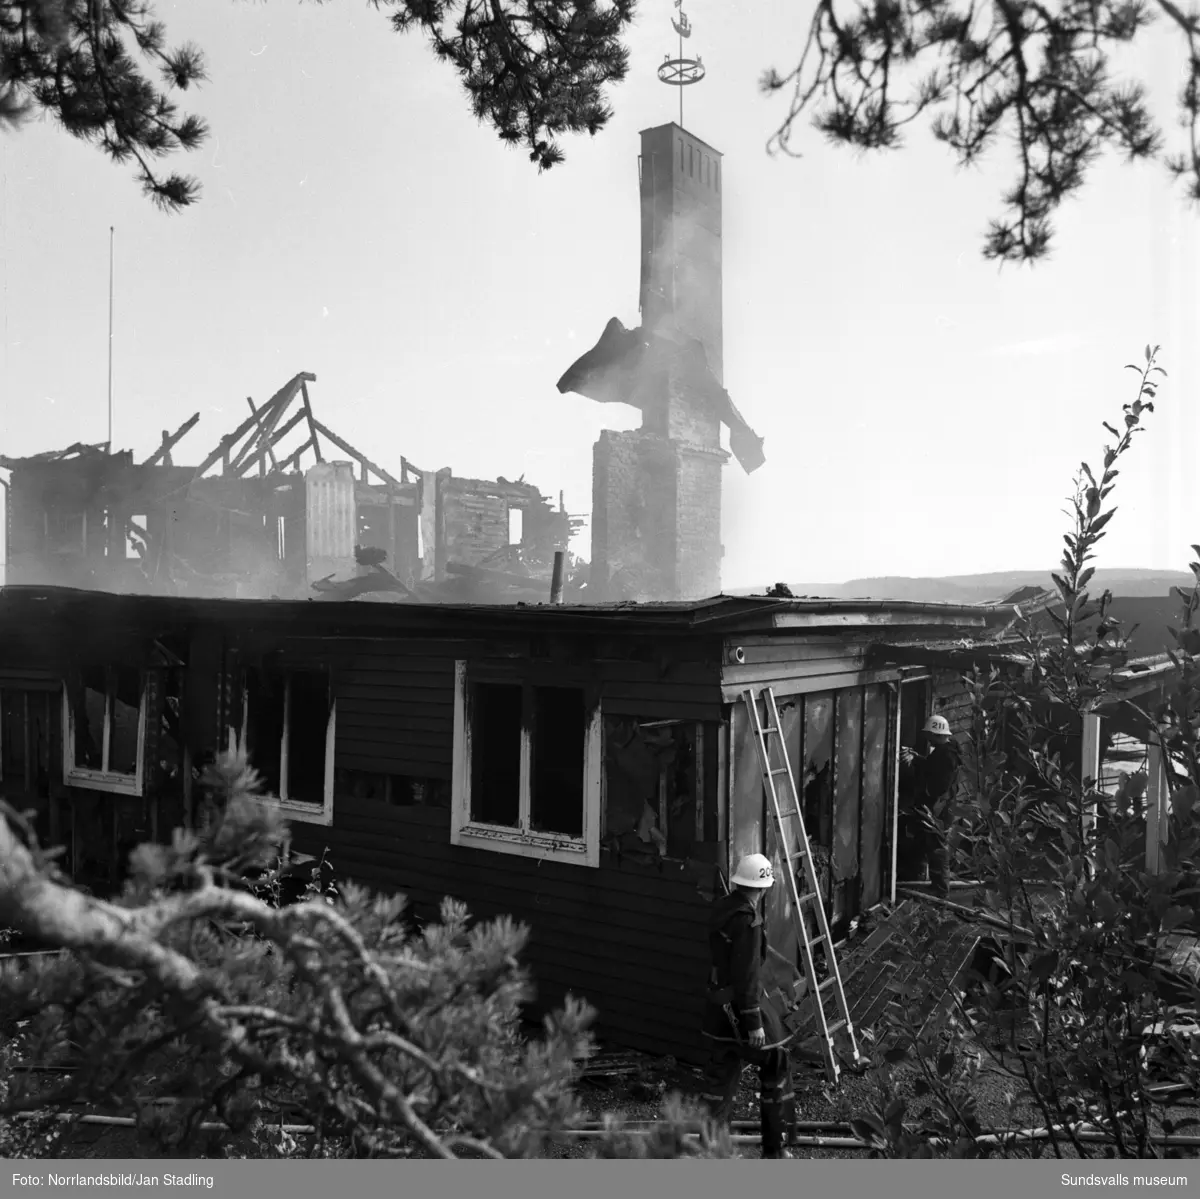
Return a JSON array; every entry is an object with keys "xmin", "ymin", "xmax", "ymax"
[{"xmin": 732, "ymin": 569, "xmax": 1195, "ymax": 605}]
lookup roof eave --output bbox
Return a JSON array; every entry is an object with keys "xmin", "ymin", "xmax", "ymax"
[{"xmin": 741, "ymin": 602, "xmax": 1017, "ymax": 634}]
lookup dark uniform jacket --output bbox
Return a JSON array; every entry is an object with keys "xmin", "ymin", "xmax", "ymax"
[
  {"xmin": 916, "ymin": 742, "xmax": 960, "ymax": 808},
  {"xmin": 705, "ymin": 889, "xmax": 768, "ymax": 1036}
]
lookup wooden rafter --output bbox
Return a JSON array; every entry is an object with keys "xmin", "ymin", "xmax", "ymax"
[
  {"xmin": 191, "ymin": 372, "xmax": 316, "ymax": 479},
  {"xmin": 279, "ymin": 440, "xmax": 317, "ymax": 475},
  {"xmin": 142, "ymin": 413, "xmax": 200, "ymax": 468},
  {"xmin": 300, "ymin": 380, "xmax": 323, "ymax": 464},
  {"xmin": 309, "ymin": 419, "xmax": 405, "ymax": 491},
  {"xmin": 243, "ymin": 396, "xmax": 283, "ymax": 476},
  {"xmin": 267, "ymin": 409, "xmax": 308, "ymax": 454},
  {"xmin": 227, "ymin": 386, "xmax": 296, "ymax": 476}
]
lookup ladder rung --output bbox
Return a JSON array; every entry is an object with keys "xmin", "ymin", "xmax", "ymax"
[
  {"xmin": 768, "ymin": 767, "xmax": 790, "ymax": 777},
  {"xmin": 824, "ymin": 1019, "xmax": 848, "ymax": 1036},
  {"xmin": 818, "ymin": 976, "xmax": 841, "ymax": 992},
  {"xmin": 760, "ymin": 726, "xmax": 779, "ymax": 735}
]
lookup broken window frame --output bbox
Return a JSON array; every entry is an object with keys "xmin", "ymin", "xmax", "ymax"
[
  {"xmin": 600, "ymin": 716, "xmax": 710, "ymax": 860},
  {"xmin": 239, "ymin": 668, "xmax": 337, "ymax": 827},
  {"xmin": 450, "ymin": 661, "xmax": 602, "ymax": 868},
  {"xmin": 61, "ymin": 671, "xmax": 148, "ymax": 797}
]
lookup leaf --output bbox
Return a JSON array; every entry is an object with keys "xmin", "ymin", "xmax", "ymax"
[
  {"xmin": 883, "ymin": 1045, "xmax": 909, "ymax": 1064},
  {"xmin": 1146, "ymin": 343, "xmax": 1152, "ymax": 362},
  {"xmin": 884, "ymin": 1098, "xmax": 906, "ymax": 1124},
  {"xmin": 851, "ymin": 1116, "xmax": 885, "ymax": 1143},
  {"xmin": 913, "ymin": 1077, "xmax": 931, "ymax": 1097},
  {"xmin": 936, "ymin": 1050, "xmax": 955, "ymax": 1078}
]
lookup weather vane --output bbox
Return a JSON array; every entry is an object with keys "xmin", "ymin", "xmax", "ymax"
[{"xmin": 657, "ymin": 0, "xmax": 705, "ymax": 130}]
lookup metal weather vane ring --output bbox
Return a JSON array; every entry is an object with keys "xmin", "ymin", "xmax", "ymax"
[{"xmin": 657, "ymin": 0, "xmax": 706, "ymax": 124}]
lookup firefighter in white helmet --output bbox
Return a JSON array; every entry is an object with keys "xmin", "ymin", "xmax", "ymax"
[
  {"xmin": 699, "ymin": 853, "xmax": 795, "ymax": 1158},
  {"xmin": 898, "ymin": 714, "xmax": 959, "ymax": 897}
]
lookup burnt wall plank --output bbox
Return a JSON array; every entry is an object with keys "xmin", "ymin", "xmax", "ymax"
[{"xmin": 289, "ymin": 806, "xmax": 714, "ymax": 1063}]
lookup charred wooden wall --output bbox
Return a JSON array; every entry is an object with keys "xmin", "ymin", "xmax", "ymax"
[
  {"xmin": 289, "ymin": 802, "xmax": 712, "ymax": 1062},
  {"xmin": 242, "ymin": 626, "xmax": 724, "ymax": 1063}
]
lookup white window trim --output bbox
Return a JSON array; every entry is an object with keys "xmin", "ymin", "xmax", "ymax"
[
  {"xmin": 450, "ymin": 661, "xmax": 602, "ymax": 868},
  {"xmin": 239, "ymin": 672, "xmax": 336, "ymax": 827},
  {"xmin": 61, "ymin": 676, "xmax": 147, "ymax": 797}
]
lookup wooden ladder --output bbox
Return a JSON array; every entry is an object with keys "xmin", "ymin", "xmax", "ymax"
[{"xmin": 744, "ymin": 686, "xmax": 862, "ymax": 1085}]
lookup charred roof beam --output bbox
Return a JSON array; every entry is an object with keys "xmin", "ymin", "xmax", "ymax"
[
  {"xmin": 191, "ymin": 372, "xmax": 316, "ymax": 479},
  {"xmin": 142, "ymin": 413, "xmax": 200, "ymax": 468}
]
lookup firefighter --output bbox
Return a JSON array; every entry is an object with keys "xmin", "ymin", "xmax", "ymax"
[
  {"xmin": 700, "ymin": 853, "xmax": 796, "ymax": 1158},
  {"xmin": 898, "ymin": 714, "xmax": 959, "ymax": 897}
]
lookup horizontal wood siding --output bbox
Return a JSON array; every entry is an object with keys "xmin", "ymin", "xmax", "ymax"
[
  {"xmin": 0, "ymin": 666, "xmax": 61, "ymax": 691},
  {"xmin": 290, "ymin": 802, "xmax": 712, "ymax": 1063},
  {"xmin": 320, "ymin": 642, "xmax": 458, "ymax": 779},
  {"xmin": 265, "ymin": 634, "xmax": 726, "ymax": 779},
  {"xmin": 720, "ymin": 633, "xmax": 901, "ymax": 699}
]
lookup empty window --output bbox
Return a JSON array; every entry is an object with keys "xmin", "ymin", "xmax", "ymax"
[
  {"xmin": 126, "ymin": 516, "xmax": 147, "ymax": 560},
  {"xmin": 277, "ymin": 516, "xmax": 287, "ymax": 561},
  {"xmin": 63, "ymin": 667, "xmax": 146, "ymax": 795},
  {"xmin": 467, "ymin": 682, "xmax": 582, "ymax": 834},
  {"xmin": 452, "ymin": 664, "xmax": 601, "ymax": 866},
  {"xmin": 243, "ymin": 665, "xmax": 336, "ymax": 824},
  {"xmin": 689, "ymin": 145, "xmax": 694, "ymax": 177},
  {"xmin": 899, "ymin": 677, "xmax": 930, "ymax": 750},
  {"xmin": 679, "ymin": 139, "xmax": 684, "ymax": 170},
  {"xmin": 470, "ymin": 682, "xmax": 522, "ymax": 826},
  {"xmin": 158, "ymin": 668, "xmax": 184, "ymax": 783},
  {"xmin": 715, "ymin": 161, "xmax": 720, "ymax": 194},
  {"xmin": 357, "ymin": 505, "xmax": 391, "ymax": 563},
  {"xmin": 603, "ymin": 717, "xmax": 704, "ymax": 860},
  {"xmin": 531, "ymin": 687, "xmax": 585, "ymax": 836},
  {"xmin": 507, "ymin": 507, "xmax": 524, "ymax": 546}
]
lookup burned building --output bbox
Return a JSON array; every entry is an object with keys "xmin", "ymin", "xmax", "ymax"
[
  {"xmin": 0, "ymin": 584, "xmax": 1022, "ymax": 1061},
  {"xmin": 558, "ymin": 124, "xmax": 764, "ymax": 604},
  {"xmin": 1, "ymin": 372, "xmax": 577, "ymax": 605}
]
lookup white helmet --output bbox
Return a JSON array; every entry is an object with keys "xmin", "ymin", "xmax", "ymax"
[
  {"xmin": 924, "ymin": 714, "xmax": 952, "ymax": 737},
  {"xmin": 732, "ymin": 853, "xmax": 775, "ymax": 889}
]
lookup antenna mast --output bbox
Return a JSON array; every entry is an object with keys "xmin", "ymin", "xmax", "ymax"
[
  {"xmin": 107, "ymin": 226, "xmax": 114, "ymax": 451},
  {"xmin": 657, "ymin": 0, "xmax": 705, "ymax": 130}
]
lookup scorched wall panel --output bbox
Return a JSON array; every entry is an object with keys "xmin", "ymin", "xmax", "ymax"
[{"xmin": 289, "ymin": 800, "xmax": 712, "ymax": 1063}]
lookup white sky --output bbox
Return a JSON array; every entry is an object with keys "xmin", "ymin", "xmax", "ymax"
[{"xmin": 1, "ymin": 0, "xmax": 1196, "ymax": 589}]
